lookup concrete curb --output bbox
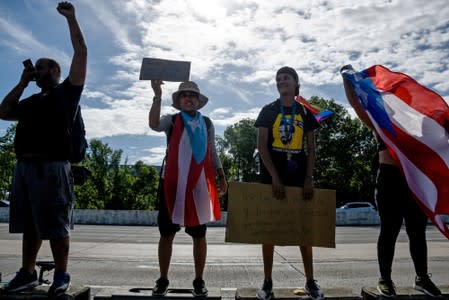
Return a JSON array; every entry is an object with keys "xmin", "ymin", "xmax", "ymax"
[{"xmin": 1, "ymin": 207, "xmax": 447, "ymax": 226}]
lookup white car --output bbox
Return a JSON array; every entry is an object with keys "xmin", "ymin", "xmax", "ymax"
[
  {"xmin": 337, "ymin": 202, "xmax": 376, "ymax": 213},
  {"xmin": 0, "ymin": 199, "xmax": 10, "ymax": 207}
]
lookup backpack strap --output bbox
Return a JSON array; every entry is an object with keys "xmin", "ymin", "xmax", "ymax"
[
  {"xmin": 73, "ymin": 105, "xmax": 80, "ymax": 123},
  {"xmin": 203, "ymin": 116, "xmax": 212, "ymax": 130},
  {"xmin": 66, "ymin": 105, "xmax": 80, "ymax": 134},
  {"xmin": 166, "ymin": 114, "xmax": 178, "ymax": 146}
]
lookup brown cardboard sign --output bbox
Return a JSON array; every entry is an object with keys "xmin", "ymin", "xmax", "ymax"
[
  {"xmin": 139, "ymin": 58, "xmax": 191, "ymax": 82},
  {"xmin": 225, "ymin": 182, "xmax": 336, "ymax": 247}
]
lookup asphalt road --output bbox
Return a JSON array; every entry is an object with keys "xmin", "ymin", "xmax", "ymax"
[{"xmin": 0, "ymin": 224, "xmax": 448, "ymax": 298}]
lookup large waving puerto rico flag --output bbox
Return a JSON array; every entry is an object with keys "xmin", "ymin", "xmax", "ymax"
[
  {"xmin": 342, "ymin": 65, "xmax": 449, "ymax": 239},
  {"xmin": 164, "ymin": 114, "xmax": 221, "ymax": 227}
]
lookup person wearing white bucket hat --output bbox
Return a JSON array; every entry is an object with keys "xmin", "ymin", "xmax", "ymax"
[
  {"xmin": 171, "ymin": 81, "xmax": 208, "ymax": 111},
  {"xmin": 149, "ymin": 79, "xmax": 228, "ymax": 297}
]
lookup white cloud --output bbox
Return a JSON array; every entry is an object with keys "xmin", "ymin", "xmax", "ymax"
[
  {"xmin": 212, "ymin": 108, "xmax": 261, "ymax": 128},
  {"xmin": 1, "ymin": 0, "xmax": 448, "ymax": 164},
  {"xmin": 138, "ymin": 146, "xmax": 167, "ymax": 165},
  {"xmin": 83, "ymin": 105, "xmax": 167, "ymax": 138},
  {"xmin": 76, "ymin": 0, "xmax": 449, "ymax": 154}
]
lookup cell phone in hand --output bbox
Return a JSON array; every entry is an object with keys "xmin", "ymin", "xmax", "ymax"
[
  {"xmin": 22, "ymin": 59, "xmax": 33, "ymax": 69},
  {"xmin": 22, "ymin": 59, "xmax": 36, "ymax": 81}
]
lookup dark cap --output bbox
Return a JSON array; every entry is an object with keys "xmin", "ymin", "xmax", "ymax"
[{"xmin": 276, "ymin": 66, "xmax": 300, "ymax": 95}]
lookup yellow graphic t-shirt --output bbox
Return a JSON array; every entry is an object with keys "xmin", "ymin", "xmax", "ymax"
[{"xmin": 272, "ymin": 112, "xmax": 305, "ymax": 152}]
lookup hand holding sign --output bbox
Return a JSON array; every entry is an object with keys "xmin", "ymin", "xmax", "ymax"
[
  {"xmin": 139, "ymin": 58, "xmax": 191, "ymax": 82},
  {"xmin": 151, "ymin": 79, "xmax": 163, "ymax": 99}
]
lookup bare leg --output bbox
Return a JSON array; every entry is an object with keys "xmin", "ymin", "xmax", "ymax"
[
  {"xmin": 262, "ymin": 244, "xmax": 275, "ymax": 279},
  {"xmin": 193, "ymin": 237, "xmax": 207, "ymax": 279},
  {"xmin": 22, "ymin": 238, "xmax": 43, "ymax": 273},
  {"xmin": 300, "ymin": 245, "xmax": 314, "ymax": 281},
  {"xmin": 49, "ymin": 237, "xmax": 70, "ymax": 273},
  {"xmin": 158, "ymin": 234, "xmax": 175, "ymax": 278}
]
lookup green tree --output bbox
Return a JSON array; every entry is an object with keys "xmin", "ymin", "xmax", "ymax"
[
  {"xmin": 108, "ymin": 149, "xmax": 128, "ymax": 210},
  {"xmin": 215, "ymin": 135, "xmax": 233, "ymax": 181},
  {"xmin": 75, "ymin": 139, "xmax": 113, "ymax": 208},
  {"xmin": 214, "ymin": 135, "xmax": 234, "ymax": 210},
  {"xmin": 129, "ymin": 161, "xmax": 159, "ymax": 210},
  {"xmin": 74, "ymin": 139, "xmax": 159, "ymax": 210},
  {"xmin": 73, "ymin": 180, "xmax": 99, "ymax": 209},
  {"xmin": 222, "ymin": 118, "xmax": 258, "ymax": 182},
  {"xmin": 309, "ymin": 97, "xmax": 377, "ymax": 206},
  {"xmin": 0, "ymin": 124, "xmax": 16, "ymax": 199},
  {"xmin": 0, "ymin": 127, "xmax": 159, "ymax": 210}
]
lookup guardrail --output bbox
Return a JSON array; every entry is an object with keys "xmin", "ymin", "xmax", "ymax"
[{"xmin": 1, "ymin": 207, "xmax": 448, "ymax": 226}]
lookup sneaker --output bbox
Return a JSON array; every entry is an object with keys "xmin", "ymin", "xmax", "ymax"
[
  {"xmin": 48, "ymin": 271, "xmax": 71, "ymax": 298},
  {"xmin": 152, "ymin": 277, "xmax": 169, "ymax": 296},
  {"xmin": 377, "ymin": 277, "xmax": 396, "ymax": 298},
  {"xmin": 305, "ymin": 279, "xmax": 324, "ymax": 300},
  {"xmin": 4, "ymin": 268, "xmax": 38, "ymax": 292},
  {"xmin": 256, "ymin": 278, "xmax": 273, "ymax": 300},
  {"xmin": 192, "ymin": 278, "xmax": 208, "ymax": 297},
  {"xmin": 414, "ymin": 274, "xmax": 441, "ymax": 297}
]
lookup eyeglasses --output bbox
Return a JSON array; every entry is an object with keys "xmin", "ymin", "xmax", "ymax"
[{"xmin": 179, "ymin": 91, "xmax": 198, "ymax": 98}]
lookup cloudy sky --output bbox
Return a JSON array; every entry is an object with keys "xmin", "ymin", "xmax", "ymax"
[{"xmin": 0, "ymin": 0, "xmax": 448, "ymax": 165}]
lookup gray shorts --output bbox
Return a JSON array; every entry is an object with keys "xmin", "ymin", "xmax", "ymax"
[{"xmin": 9, "ymin": 161, "xmax": 75, "ymax": 240}]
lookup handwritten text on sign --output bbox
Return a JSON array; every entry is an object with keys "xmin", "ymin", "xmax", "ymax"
[{"xmin": 225, "ymin": 182, "xmax": 336, "ymax": 247}]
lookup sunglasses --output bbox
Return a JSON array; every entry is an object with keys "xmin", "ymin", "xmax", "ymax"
[{"xmin": 179, "ymin": 91, "xmax": 199, "ymax": 98}]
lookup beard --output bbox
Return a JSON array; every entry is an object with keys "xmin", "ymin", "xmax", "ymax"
[{"xmin": 36, "ymin": 72, "xmax": 55, "ymax": 89}]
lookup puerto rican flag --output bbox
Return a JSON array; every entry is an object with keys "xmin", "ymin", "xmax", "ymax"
[
  {"xmin": 164, "ymin": 114, "xmax": 221, "ymax": 226},
  {"xmin": 342, "ymin": 65, "xmax": 449, "ymax": 239},
  {"xmin": 296, "ymin": 96, "xmax": 333, "ymax": 123}
]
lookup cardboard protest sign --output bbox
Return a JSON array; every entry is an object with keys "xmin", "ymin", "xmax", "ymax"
[
  {"xmin": 139, "ymin": 58, "xmax": 190, "ymax": 82},
  {"xmin": 225, "ymin": 182, "xmax": 336, "ymax": 247}
]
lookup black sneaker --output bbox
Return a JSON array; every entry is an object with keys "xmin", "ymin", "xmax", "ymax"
[
  {"xmin": 192, "ymin": 278, "xmax": 208, "ymax": 297},
  {"xmin": 414, "ymin": 274, "xmax": 441, "ymax": 297},
  {"xmin": 256, "ymin": 278, "xmax": 273, "ymax": 300},
  {"xmin": 152, "ymin": 277, "xmax": 169, "ymax": 296},
  {"xmin": 377, "ymin": 277, "xmax": 396, "ymax": 298},
  {"xmin": 48, "ymin": 271, "xmax": 71, "ymax": 298},
  {"xmin": 4, "ymin": 269, "xmax": 38, "ymax": 292},
  {"xmin": 305, "ymin": 279, "xmax": 324, "ymax": 300}
]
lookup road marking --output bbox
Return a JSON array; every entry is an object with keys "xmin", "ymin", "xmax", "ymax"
[{"xmin": 137, "ymin": 262, "xmax": 263, "ymax": 268}]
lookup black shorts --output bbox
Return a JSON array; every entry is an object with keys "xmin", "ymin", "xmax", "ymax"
[
  {"xmin": 260, "ymin": 154, "xmax": 307, "ymax": 187},
  {"xmin": 157, "ymin": 179, "xmax": 206, "ymax": 239},
  {"xmin": 9, "ymin": 161, "xmax": 74, "ymax": 240}
]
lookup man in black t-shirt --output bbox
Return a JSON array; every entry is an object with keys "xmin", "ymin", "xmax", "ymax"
[{"xmin": 0, "ymin": 2, "xmax": 87, "ymax": 297}]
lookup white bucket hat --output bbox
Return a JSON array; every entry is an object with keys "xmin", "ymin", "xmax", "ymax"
[{"xmin": 172, "ymin": 81, "xmax": 208, "ymax": 110}]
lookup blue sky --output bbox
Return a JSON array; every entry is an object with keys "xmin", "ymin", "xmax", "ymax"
[{"xmin": 1, "ymin": 0, "xmax": 448, "ymax": 165}]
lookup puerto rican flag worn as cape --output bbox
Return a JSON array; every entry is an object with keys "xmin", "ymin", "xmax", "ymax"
[
  {"xmin": 342, "ymin": 65, "xmax": 449, "ymax": 239},
  {"xmin": 164, "ymin": 114, "xmax": 221, "ymax": 227}
]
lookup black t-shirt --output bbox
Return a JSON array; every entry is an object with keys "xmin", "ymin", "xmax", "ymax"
[
  {"xmin": 254, "ymin": 99, "xmax": 320, "ymax": 186},
  {"xmin": 14, "ymin": 78, "xmax": 84, "ymax": 161}
]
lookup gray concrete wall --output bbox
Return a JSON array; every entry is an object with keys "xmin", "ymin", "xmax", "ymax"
[
  {"xmin": 0, "ymin": 207, "xmax": 227, "ymax": 226},
  {"xmin": 72, "ymin": 209, "xmax": 228, "ymax": 226},
  {"xmin": 1, "ymin": 207, "xmax": 448, "ymax": 226}
]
